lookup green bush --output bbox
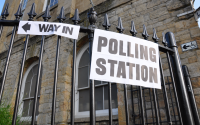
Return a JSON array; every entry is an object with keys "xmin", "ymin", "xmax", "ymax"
[{"xmin": 0, "ymin": 104, "xmax": 21, "ymax": 125}]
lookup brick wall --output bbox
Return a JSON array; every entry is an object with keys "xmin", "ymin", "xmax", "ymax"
[{"xmin": 0, "ymin": 0, "xmax": 200, "ymax": 124}]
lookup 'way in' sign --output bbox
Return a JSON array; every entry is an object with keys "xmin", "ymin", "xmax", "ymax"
[
  {"xmin": 90, "ymin": 29, "xmax": 161, "ymax": 89},
  {"xmin": 18, "ymin": 21, "xmax": 80, "ymax": 39}
]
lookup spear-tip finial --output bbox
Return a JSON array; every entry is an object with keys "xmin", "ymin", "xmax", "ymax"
[
  {"xmin": 142, "ymin": 24, "xmax": 149, "ymax": 40},
  {"xmin": 28, "ymin": 3, "xmax": 37, "ymax": 21},
  {"xmin": 102, "ymin": 13, "xmax": 111, "ymax": 30},
  {"xmin": 42, "ymin": 5, "xmax": 51, "ymax": 21},
  {"xmin": 72, "ymin": 9, "xmax": 80, "ymax": 24},
  {"xmin": 57, "ymin": 7, "xmax": 66, "ymax": 22},
  {"xmin": 162, "ymin": 32, "xmax": 167, "ymax": 46},
  {"xmin": 1, "ymin": 3, "xmax": 9, "ymax": 20},
  {"xmin": 14, "ymin": 3, "xmax": 23, "ymax": 20},
  {"xmin": 130, "ymin": 21, "xmax": 137, "ymax": 36},
  {"xmin": 152, "ymin": 28, "xmax": 159, "ymax": 43},
  {"xmin": 116, "ymin": 17, "xmax": 124, "ymax": 33}
]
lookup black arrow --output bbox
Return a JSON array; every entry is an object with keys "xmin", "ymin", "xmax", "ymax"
[
  {"xmin": 183, "ymin": 44, "xmax": 190, "ymax": 49},
  {"xmin": 22, "ymin": 22, "xmax": 31, "ymax": 32}
]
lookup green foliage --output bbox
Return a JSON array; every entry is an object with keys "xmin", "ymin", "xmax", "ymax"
[{"xmin": 0, "ymin": 104, "xmax": 21, "ymax": 125}]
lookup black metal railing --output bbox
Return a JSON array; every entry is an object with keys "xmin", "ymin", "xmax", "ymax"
[{"xmin": 0, "ymin": 2, "xmax": 199, "ymax": 125}]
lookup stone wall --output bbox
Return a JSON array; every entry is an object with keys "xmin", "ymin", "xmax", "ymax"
[{"xmin": 0, "ymin": 0, "xmax": 200, "ymax": 125}]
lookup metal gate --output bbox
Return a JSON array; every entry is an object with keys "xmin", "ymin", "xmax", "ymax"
[{"xmin": 0, "ymin": 2, "xmax": 199, "ymax": 125}]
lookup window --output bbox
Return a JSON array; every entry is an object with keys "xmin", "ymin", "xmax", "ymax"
[
  {"xmin": 43, "ymin": 0, "xmax": 58, "ymax": 11},
  {"xmin": 75, "ymin": 43, "xmax": 118, "ymax": 118},
  {"xmin": 21, "ymin": 0, "xmax": 28, "ymax": 11},
  {"xmin": 20, "ymin": 0, "xmax": 28, "ymax": 20},
  {"xmin": 49, "ymin": 0, "xmax": 58, "ymax": 7},
  {"xmin": 18, "ymin": 61, "xmax": 41, "ymax": 121}
]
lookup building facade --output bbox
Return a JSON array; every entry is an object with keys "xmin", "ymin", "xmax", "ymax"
[{"xmin": 0, "ymin": 0, "xmax": 200, "ymax": 125}]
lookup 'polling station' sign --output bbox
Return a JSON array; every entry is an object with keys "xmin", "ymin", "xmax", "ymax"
[
  {"xmin": 90, "ymin": 29, "xmax": 161, "ymax": 89},
  {"xmin": 18, "ymin": 21, "xmax": 80, "ymax": 39}
]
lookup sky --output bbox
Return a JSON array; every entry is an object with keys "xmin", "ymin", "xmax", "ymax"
[
  {"xmin": 0, "ymin": 0, "xmax": 5, "ymax": 14},
  {"xmin": 0, "ymin": 0, "xmax": 199, "ymax": 25},
  {"xmin": 194, "ymin": 0, "xmax": 200, "ymax": 27}
]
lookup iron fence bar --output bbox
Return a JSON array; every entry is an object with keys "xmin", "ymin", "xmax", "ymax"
[
  {"xmin": 142, "ymin": 24, "xmax": 154, "ymax": 125},
  {"xmin": 152, "ymin": 28, "xmax": 161, "ymax": 125},
  {"xmin": 89, "ymin": 37, "xmax": 95, "ymax": 125},
  {"xmin": 102, "ymin": 13, "xmax": 112, "ymax": 125},
  {"xmin": 139, "ymin": 87, "xmax": 145, "ymax": 125},
  {"xmin": 131, "ymin": 86, "xmax": 135, "ymax": 124},
  {"xmin": 51, "ymin": 7, "xmax": 66, "ymax": 125},
  {"xmin": 0, "ymin": 3, "xmax": 23, "ymax": 103},
  {"xmin": 70, "ymin": 8, "xmax": 80, "ymax": 125},
  {"xmin": 165, "ymin": 32, "xmax": 194, "ymax": 125},
  {"xmin": 51, "ymin": 35, "xmax": 60, "ymax": 125},
  {"xmin": 0, "ymin": 25, "xmax": 17, "ymax": 103},
  {"xmin": 116, "ymin": 17, "xmax": 129, "ymax": 125},
  {"xmin": 12, "ymin": 34, "xmax": 30, "ymax": 125},
  {"xmin": 0, "ymin": 20, "xmax": 19, "ymax": 26},
  {"xmin": 158, "ymin": 33, "xmax": 173, "ymax": 125},
  {"xmin": 124, "ymin": 84, "xmax": 129, "ymax": 125},
  {"xmin": 12, "ymin": 4, "xmax": 37, "ymax": 125},
  {"xmin": 31, "ymin": 35, "xmax": 45, "ymax": 125},
  {"xmin": 108, "ymin": 82, "xmax": 112, "ymax": 124},
  {"xmin": 130, "ymin": 21, "xmax": 145, "ymax": 125},
  {"xmin": 155, "ymin": 89, "xmax": 162, "ymax": 125},
  {"xmin": 88, "ymin": 7, "xmax": 97, "ymax": 125},
  {"xmin": 158, "ymin": 44, "xmax": 174, "ymax": 54},
  {"xmin": 137, "ymin": 86, "xmax": 141, "ymax": 124},
  {"xmin": 143, "ymin": 89, "xmax": 148, "ymax": 123},
  {"xmin": 152, "ymin": 89, "xmax": 160, "ymax": 125},
  {"xmin": 140, "ymin": 24, "xmax": 151, "ymax": 125},
  {"xmin": 167, "ymin": 77, "xmax": 177, "ymax": 125},
  {"xmin": 130, "ymin": 21, "xmax": 136, "ymax": 125},
  {"xmin": 159, "ymin": 56, "xmax": 172, "ymax": 125},
  {"xmin": 182, "ymin": 65, "xmax": 200, "ymax": 125},
  {"xmin": 31, "ymin": 5, "xmax": 51, "ymax": 125},
  {"xmin": 166, "ymin": 42, "xmax": 183, "ymax": 125},
  {"xmin": 149, "ymin": 89, "xmax": 155, "ymax": 124}
]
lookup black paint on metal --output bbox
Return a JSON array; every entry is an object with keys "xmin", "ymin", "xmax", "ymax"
[
  {"xmin": 182, "ymin": 65, "xmax": 200, "ymax": 125},
  {"xmin": 51, "ymin": 6, "xmax": 66, "ymax": 125},
  {"xmin": 0, "ymin": 3, "xmax": 23, "ymax": 104},
  {"xmin": 88, "ymin": 7, "xmax": 97, "ymax": 125},
  {"xmin": 152, "ymin": 28, "xmax": 160, "ymax": 125},
  {"xmin": 158, "ymin": 33, "xmax": 172, "ymax": 125},
  {"xmin": 166, "ymin": 51, "xmax": 183, "ymax": 125},
  {"xmin": 12, "ymin": 3, "xmax": 37, "ymax": 125},
  {"xmin": 70, "ymin": 8, "xmax": 80, "ymax": 125},
  {"xmin": 117, "ymin": 17, "xmax": 129, "ymax": 125},
  {"xmin": 102, "ymin": 13, "xmax": 113, "ymax": 125},
  {"xmin": 31, "ymin": 5, "xmax": 51, "ymax": 125},
  {"xmin": 165, "ymin": 32, "xmax": 194, "ymax": 125}
]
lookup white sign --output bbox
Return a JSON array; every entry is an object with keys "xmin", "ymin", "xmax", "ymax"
[
  {"xmin": 18, "ymin": 21, "xmax": 80, "ymax": 39},
  {"xmin": 90, "ymin": 29, "xmax": 161, "ymax": 89}
]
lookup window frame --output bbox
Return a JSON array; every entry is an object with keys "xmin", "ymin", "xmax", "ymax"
[
  {"xmin": 43, "ymin": 0, "xmax": 58, "ymax": 11},
  {"xmin": 43, "ymin": 0, "xmax": 49, "ymax": 11},
  {"xmin": 75, "ymin": 43, "xmax": 118, "ymax": 118},
  {"xmin": 21, "ymin": 0, "xmax": 28, "ymax": 11},
  {"xmin": 18, "ymin": 61, "xmax": 40, "ymax": 121},
  {"xmin": 20, "ymin": 0, "xmax": 28, "ymax": 20}
]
